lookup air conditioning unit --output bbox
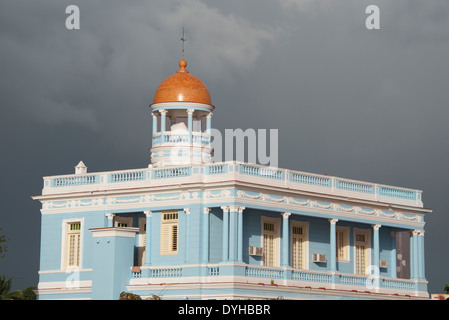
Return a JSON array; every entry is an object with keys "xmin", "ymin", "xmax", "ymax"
[
  {"xmin": 312, "ymin": 253, "xmax": 326, "ymax": 263},
  {"xmin": 379, "ymin": 260, "xmax": 388, "ymax": 268},
  {"xmin": 248, "ymin": 246, "xmax": 263, "ymax": 256}
]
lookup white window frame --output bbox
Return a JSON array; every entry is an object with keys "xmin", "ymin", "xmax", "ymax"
[
  {"xmin": 261, "ymin": 216, "xmax": 280, "ymax": 267},
  {"xmin": 353, "ymin": 228, "xmax": 371, "ymax": 275},
  {"xmin": 61, "ymin": 218, "xmax": 84, "ymax": 271},
  {"xmin": 290, "ymin": 221, "xmax": 309, "ymax": 270},
  {"xmin": 336, "ymin": 226, "xmax": 350, "ymax": 262},
  {"xmin": 160, "ymin": 210, "xmax": 179, "ymax": 256}
]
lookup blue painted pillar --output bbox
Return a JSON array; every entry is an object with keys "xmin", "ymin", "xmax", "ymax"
[
  {"xmin": 237, "ymin": 207, "xmax": 244, "ymax": 263},
  {"xmin": 411, "ymin": 230, "xmax": 419, "ymax": 280},
  {"xmin": 187, "ymin": 109, "xmax": 194, "ymax": 144},
  {"xmin": 329, "ymin": 219, "xmax": 338, "ymax": 272},
  {"xmin": 373, "ymin": 225, "xmax": 381, "ymax": 271},
  {"xmin": 106, "ymin": 213, "xmax": 114, "ymax": 227},
  {"xmin": 221, "ymin": 206, "xmax": 230, "ymax": 262},
  {"xmin": 420, "ymin": 231, "xmax": 425, "ymax": 280},
  {"xmin": 282, "ymin": 212, "xmax": 291, "ymax": 267},
  {"xmin": 202, "ymin": 207, "xmax": 211, "ymax": 263},
  {"xmin": 152, "ymin": 113, "xmax": 158, "ymax": 135},
  {"xmin": 144, "ymin": 211, "xmax": 152, "ymax": 266},
  {"xmin": 228, "ymin": 206, "xmax": 238, "ymax": 262},
  {"xmin": 418, "ymin": 230, "xmax": 425, "ymax": 280},
  {"xmin": 184, "ymin": 208, "xmax": 191, "ymax": 263},
  {"xmin": 390, "ymin": 231, "xmax": 397, "ymax": 278}
]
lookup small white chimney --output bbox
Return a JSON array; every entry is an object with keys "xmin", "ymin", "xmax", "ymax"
[{"xmin": 75, "ymin": 161, "xmax": 87, "ymax": 174}]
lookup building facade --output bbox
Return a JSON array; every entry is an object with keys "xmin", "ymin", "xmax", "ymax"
[{"xmin": 33, "ymin": 59, "xmax": 431, "ymax": 300}]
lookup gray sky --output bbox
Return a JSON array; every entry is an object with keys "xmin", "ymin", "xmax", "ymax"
[{"xmin": 1, "ymin": 0, "xmax": 448, "ymax": 294}]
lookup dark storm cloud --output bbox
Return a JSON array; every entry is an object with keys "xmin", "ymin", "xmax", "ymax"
[{"xmin": 0, "ymin": 0, "xmax": 448, "ymax": 294}]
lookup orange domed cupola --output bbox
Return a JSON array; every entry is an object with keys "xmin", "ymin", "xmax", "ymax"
[{"xmin": 153, "ymin": 59, "xmax": 212, "ymax": 105}]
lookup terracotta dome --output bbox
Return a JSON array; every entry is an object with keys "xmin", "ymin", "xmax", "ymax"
[{"xmin": 153, "ymin": 60, "xmax": 211, "ymax": 105}]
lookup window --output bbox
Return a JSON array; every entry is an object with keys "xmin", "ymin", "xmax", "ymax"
[
  {"xmin": 354, "ymin": 230, "xmax": 370, "ymax": 275},
  {"xmin": 336, "ymin": 227, "xmax": 349, "ymax": 261},
  {"xmin": 262, "ymin": 218, "xmax": 279, "ymax": 267},
  {"xmin": 161, "ymin": 211, "xmax": 178, "ymax": 255},
  {"xmin": 291, "ymin": 224, "xmax": 306, "ymax": 269},
  {"xmin": 67, "ymin": 222, "xmax": 81, "ymax": 268}
]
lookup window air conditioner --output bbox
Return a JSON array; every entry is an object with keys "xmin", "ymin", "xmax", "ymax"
[
  {"xmin": 248, "ymin": 246, "xmax": 263, "ymax": 256},
  {"xmin": 379, "ymin": 260, "xmax": 388, "ymax": 268},
  {"xmin": 312, "ymin": 253, "xmax": 326, "ymax": 263}
]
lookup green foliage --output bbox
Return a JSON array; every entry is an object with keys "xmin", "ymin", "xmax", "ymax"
[
  {"xmin": 0, "ymin": 275, "xmax": 36, "ymax": 300},
  {"xmin": 0, "ymin": 227, "xmax": 8, "ymax": 258},
  {"xmin": 444, "ymin": 284, "xmax": 449, "ymax": 294}
]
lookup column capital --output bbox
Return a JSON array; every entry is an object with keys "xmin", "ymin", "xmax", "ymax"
[
  {"xmin": 203, "ymin": 207, "xmax": 211, "ymax": 214},
  {"xmin": 105, "ymin": 213, "xmax": 115, "ymax": 220},
  {"xmin": 416, "ymin": 230, "xmax": 425, "ymax": 236},
  {"xmin": 159, "ymin": 109, "xmax": 167, "ymax": 115},
  {"xmin": 184, "ymin": 208, "xmax": 191, "ymax": 215},
  {"xmin": 144, "ymin": 211, "xmax": 152, "ymax": 217},
  {"xmin": 372, "ymin": 224, "xmax": 381, "ymax": 231},
  {"xmin": 411, "ymin": 229, "xmax": 421, "ymax": 236},
  {"xmin": 187, "ymin": 108, "xmax": 195, "ymax": 115},
  {"xmin": 152, "ymin": 113, "xmax": 158, "ymax": 119},
  {"xmin": 329, "ymin": 218, "xmax": 338, "ymax": 225},
  {"xmin": 281, "ymin": 212, "xmax": 291, "ymax": 219},
  {"xmin": 221, "ymin": 206, "xmax": 229, "ymax": 213},
  {"xmin": 206, "ymin": 112, "xmax": 213, "ymax": 118},
  {"xmin": 237, "ymin": 206, "xmax": 245, "ymax": 213}
]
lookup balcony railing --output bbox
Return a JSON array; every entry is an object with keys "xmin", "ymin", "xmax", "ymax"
[
  {"xmin": 152, "ymin": 131, "xmax": 211, "ymax": 146},
  {"xmin": 130, "ymin": 264, "xmax": 420, "ymax": 295},
  {"xmin": 41, "ymin": 162, "xmax": 423, "ymax": 207}
]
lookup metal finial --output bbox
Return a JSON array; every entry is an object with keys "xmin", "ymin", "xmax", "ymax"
[{"xmin": 180, "ymin": 25, "xmax": 186, "ymax": 60}]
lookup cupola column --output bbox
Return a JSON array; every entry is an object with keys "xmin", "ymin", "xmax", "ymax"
[
  {"xmin": 206, "ymin": 112, "xmax": 212, "ymax": 135},
  {"xmin": 187, "ymin": 109, "xmax": 194, "ymax": 144},
  {"xmin": 152, "ymin": 113, "xmax": 158, "ymax": 135},
  {"xmin": 160, "ymin": 109, "xmax": 167, "ymax": 137}
]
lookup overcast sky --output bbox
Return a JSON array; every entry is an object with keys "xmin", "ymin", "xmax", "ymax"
[{"xmin": 1, "ymin": 0, "xmax": 448, "ymax": 294}]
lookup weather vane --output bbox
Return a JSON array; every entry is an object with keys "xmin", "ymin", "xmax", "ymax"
[{"xmin": 180, "ymin": 24, "xmax": 186, "ymax": 60}]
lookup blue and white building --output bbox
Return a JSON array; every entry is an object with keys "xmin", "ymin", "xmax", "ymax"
[{"xmin": 33, "ymin": 59, "xmax": 431, "ymax": 300}]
